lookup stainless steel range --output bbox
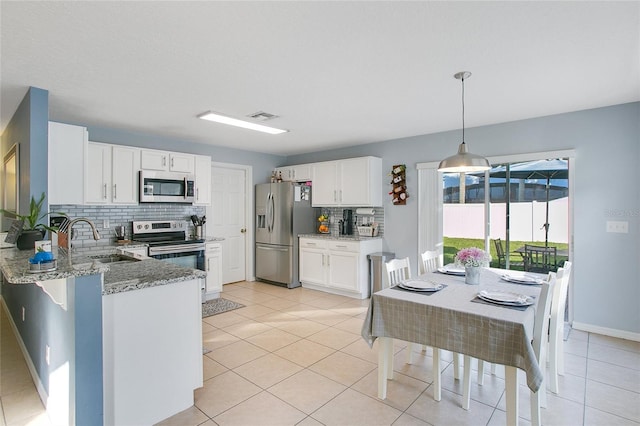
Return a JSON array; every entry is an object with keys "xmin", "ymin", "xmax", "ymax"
[{"xmin": 132, "ymin": 220, "xmax": 205, "ymax": 270}]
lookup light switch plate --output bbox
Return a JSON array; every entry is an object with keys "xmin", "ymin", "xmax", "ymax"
[{"xmin": 606, "ymin": 221, "xmax": 628, "ymax": 233}]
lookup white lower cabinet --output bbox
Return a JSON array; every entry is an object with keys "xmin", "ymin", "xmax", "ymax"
[
  {"xmin": 205, "ymin": 242, "xmax": 222, "ymax": 299},
  {"xmin": 299, "ymin": 237, "xmax": 382, "ymax": 299}
]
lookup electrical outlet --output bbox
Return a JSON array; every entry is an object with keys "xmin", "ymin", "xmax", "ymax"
[
  {"xmin": 103, "ymin": 219, "xmax": 109, "ymax": 229},
  {"xmin": 606, "ymin": 220, "xmax": 629, "ymax": 233},
  {"xmin": 22, "ymin": 306, "xmax": 25, "ymax": 321},
  {"xmin": 45, "ymin": 345, "xmax": 50, "ymax": 365}
]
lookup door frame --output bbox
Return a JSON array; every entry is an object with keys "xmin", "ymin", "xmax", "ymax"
[
  {"xmin": 418, "ymin": 148, "xmax": 575, "ymax": 321},
  {"xmin": 210, "ymin": 161, "xmax": 253, "ymax": 283}
]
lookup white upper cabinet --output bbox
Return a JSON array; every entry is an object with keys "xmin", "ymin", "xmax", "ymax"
[
  {"xmin": 275, "ymin": 163, "xmax": 312, "ymax": 182},
  {"xmin": 193, "ymin": 155, "xmax": 212, "ymax": 205},
  {"xmin": 48, "ymin": 122, "xmax": 87, "ymax": 205},
  {"xmin": 140, "ymin": 149, "xmax": 195, "ymax": 174},
  {"xmin": 311, "ymin": 156, "xmax": 382, "ymax": 207},
  {"xmin": 111, "ymin": 146, "xmax": 140, "ymax": 204},
  {"xmin": 85, "ymin": 142, "xmax": 139, "ymax": 205}
]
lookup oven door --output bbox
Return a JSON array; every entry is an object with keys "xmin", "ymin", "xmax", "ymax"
[{"xmin": 148, "ymin": 245, "xmax": 205, "ymax": 271}]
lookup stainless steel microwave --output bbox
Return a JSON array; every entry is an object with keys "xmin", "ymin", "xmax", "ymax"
[{"xmin": 139, "ymin": 171, "xmax": 195, "ymax": 203}]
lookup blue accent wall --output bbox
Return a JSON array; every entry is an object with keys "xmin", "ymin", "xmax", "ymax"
[{"xmin": 0, "ymin": 86, "xmax": 49, "ymax": 212}]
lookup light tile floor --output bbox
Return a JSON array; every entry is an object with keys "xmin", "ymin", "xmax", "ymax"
[{"xmin": 2, "ymin": 281, "xmax": 639, "ymax": 425}]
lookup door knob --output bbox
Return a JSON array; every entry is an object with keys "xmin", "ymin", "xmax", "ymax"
[{"xmin": 241, "ymin": 228, "xmax": 246, "ymax": 233}]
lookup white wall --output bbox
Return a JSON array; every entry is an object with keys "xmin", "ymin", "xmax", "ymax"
[{"xmin": 288, "ymin": 102, "xmax": 640, "ymax": 338}]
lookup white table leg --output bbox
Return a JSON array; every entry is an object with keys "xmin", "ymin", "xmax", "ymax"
[
  {"xmin": 433, "ymin": 348, "xmax": 441, "ymax": 401},
  {"xmin": 505, "ymin": 366, "xmax": 519, "ymax": 426},
  {"xmin": 478, "ymin": 359, "xmax": 485, "ymax": 385},
  {"xmin": 462, "ymin": 355, "xmax": 471, "ymax": 410},
  {"xmin": 378, "ymin": 337, "xmax": 392, "ymax": 399},
  {"xmin": 453, "ymin": 352, "xmax": 461, "ymax": 380},
  {"xmin": 387, "ymin": 338, "xmax": 394, "ymax": 379}
]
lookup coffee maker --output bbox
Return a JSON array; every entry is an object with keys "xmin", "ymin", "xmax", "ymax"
[{"xmin": 340, "ymin": 209, "xmax": 353, "ymax": 235}]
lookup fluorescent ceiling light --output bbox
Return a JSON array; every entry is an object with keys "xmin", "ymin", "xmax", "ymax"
[{"xmin": 197, "ymin": 111, "xmax": 288, "ymax": 135}]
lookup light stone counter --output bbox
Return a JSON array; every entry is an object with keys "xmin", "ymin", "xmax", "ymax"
[
  {"xmin": 0, "ymin": 244, "xmax": 205, "ymax": 295},
  {"xmin": 298, "ymin": 233, "xmax": 383, "ymax": 241}
]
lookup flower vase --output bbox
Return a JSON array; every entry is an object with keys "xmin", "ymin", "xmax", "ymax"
[{"xmin": 465, "ymin": 266, "xmax": 481, "ymax": 285}]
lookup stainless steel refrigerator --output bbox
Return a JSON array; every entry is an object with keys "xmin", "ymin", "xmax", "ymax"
[{"xmin": 255, "ymin": 182, "xmax": 316, "ymax": 288}]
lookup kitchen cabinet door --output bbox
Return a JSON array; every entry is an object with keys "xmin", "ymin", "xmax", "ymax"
[
  {"xmin": 140, "ymin": 149, "xmax": 168, "ymax": 171},
  {"xmin": 205, "ymin": 243, "xmax": 222, "ymax": 298},
  {"xmin": 340, "ymin": 157, "xmax": 375, "ymax": 206},
  {"xmin": 194, "ymin": 155, "xmax": 211, "ymax": 205},
  {"xmin": 299, "ymin": 248, "xmax": 326, "ymax": 286},
  {"xmin": 169, "ymin": 153, "xmax": 195, "ymax": 173},
  {"xmin": 276, "ymin": 164, "xmax": 312, "ymax": 182},
  {"xmin": 111, "ymin": 146, "xmax": 139, "ymax": 204},
  {"xmin": 48, "ymin": 122, "xmax": 86, "ymax": 205},
  {"xmin": 85, "ymin": 142, "xmax": 112, "ymax": 204},
  {"xmin": 312, "ymin": 161, "xmax": 339, "ymax": 206},
  {"xmin": 328, "ymin": 251, "xmax": 359, "ymax": 292}
]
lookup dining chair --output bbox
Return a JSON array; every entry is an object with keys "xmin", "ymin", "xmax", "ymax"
[
  {"xmin": 524, "ymin": 244, "xmax": 557, "ymax": 273},
  {"xmin": 548, "ymin": 261, "xmax": 572, "ymax": 394},
  {"xmin": 384, "ymin": 257, "xmax": 448, "ymax": 401},
  {"xmin": 462, "ymin": 275, "xmax": 555, "ymax": 426},
  {"xmin": 494, "ymin": 238, "xmax": 506, "ymax": 268}
]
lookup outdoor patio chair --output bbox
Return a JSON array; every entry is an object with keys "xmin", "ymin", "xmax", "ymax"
[
  {"xmin": 524, "ymin": 244, "xmax": 557, "ymax": 273},
  {"xmin": 494, "ymin": 238, "xmax": 524, "ymax": 269}
]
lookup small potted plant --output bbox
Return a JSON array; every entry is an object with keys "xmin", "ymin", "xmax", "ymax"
[
  {"xmin": 454, "ymin": 247, "xmax": 491, "ymax": 285},
  {"xmin": 1, "ymin": 192, "xmax": 60, "ymax": 250}
]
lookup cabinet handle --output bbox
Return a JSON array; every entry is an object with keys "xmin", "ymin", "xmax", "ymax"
[
  {"xmin": 171, "ymin": 157, "xmax": 174, "ymax": 169},
  {"xmin": 336, "ymin": 244, "xmax": 347, "ymax": 248},
  {"xmin": 307, "ymin": 242, "xmax": 316, "ymax": 246},
  {"xmin": 163, "ymin": 156, "xmax": 167, "ymax": 167},
  {"xmin": 113, "ymin": 184, "xmax": 117, "ymax": 199},
  {"xmin": 327, "ymin": 255, "xmax": 330, "ymax": 267},
  {"xmin": 292, "ymin": 170, "xmax": 295, "ymax": 180},
  {"xmin": 334, "ymin": 190, "xmax": 337, "ymax": 202},
  {"xmin": 339, "ymin": 190, "xmax": 342, "ymax": 202},
  {"xmin": 196, "ymin": 188, "xmax": 199, "ymax": 201},
  {"xmin": 207, "ymin": 258, "xmax": 211, "ymax": 272},
  {"xmin": 103, "ymin": 183, "xmax": 107, "ymax": 199}
]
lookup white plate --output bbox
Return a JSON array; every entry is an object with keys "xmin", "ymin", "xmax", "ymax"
[
  {"xmin": 501, "ymin": 274, "xmax": 544, "ymax": 285},
  {"xmin": 478, "ymin": 290, "xmax": 534, "ymax": 306},
  {"xmin": 398, "ymin": 280, "xmax": 443, "ymax": 292},
  {"xmin": 437, "ymin": 266, "xmax": 465, "ymax": 276}
]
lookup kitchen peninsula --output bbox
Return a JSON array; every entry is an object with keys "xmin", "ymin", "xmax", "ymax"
[{"xmin": 0, "ymin": 245, "xmax": 206, "ymax": 426}]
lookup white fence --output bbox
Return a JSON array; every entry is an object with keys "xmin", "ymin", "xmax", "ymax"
[{"xmin": 443, "ymin": 198, "xmax": 568, "ymax": 243}]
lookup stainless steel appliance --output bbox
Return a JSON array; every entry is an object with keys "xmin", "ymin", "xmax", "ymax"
[
  {"xmin": 255, "ymin": 182, "xmax": 316, "ymax": 288},
  {"xmin": 132, "ymin": 220, "xmax": 206, "ymax": 299},
  {"xmin": 139, "ymin": 171, "xmax": 195, "ymax": 203}
]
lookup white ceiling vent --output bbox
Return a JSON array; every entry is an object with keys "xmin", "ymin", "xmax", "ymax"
[{"xmin": 247, "ymin": 111, "xmax": 279, "ymax": 121}]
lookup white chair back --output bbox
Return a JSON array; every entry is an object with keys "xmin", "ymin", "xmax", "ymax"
[
  {"xmin": 548, "ymin": 261, "xmax": 572, "ymax": 394},
  {"xmin": 384, "ymin": 257, "xmax": 411, "ymax": 288},
  {"xmin": 420, "ymin": 250, "xmax": 442, "ymax": 274},
  {"xmin": 530, "ymin": 273, "xmax": 556, "ymax": 426}
]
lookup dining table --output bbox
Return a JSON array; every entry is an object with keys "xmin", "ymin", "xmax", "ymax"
[{"xmin": 361, "ymin": 266, "xmax": 548, "ymax": 426}]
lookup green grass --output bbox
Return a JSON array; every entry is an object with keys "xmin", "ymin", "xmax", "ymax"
[{"xmin": 443, "ymin": 237, "xmax": 569, "ymax": 271}]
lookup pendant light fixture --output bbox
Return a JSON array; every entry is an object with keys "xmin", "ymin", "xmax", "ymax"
[{"xmin": 438, "ymin": 71, "xmax": 491, "ymax": 172}]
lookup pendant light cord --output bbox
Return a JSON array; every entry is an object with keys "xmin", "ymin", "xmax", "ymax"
[{"xmin": 461, "ymin": 74, "xmax": 465, "ymax": 145}]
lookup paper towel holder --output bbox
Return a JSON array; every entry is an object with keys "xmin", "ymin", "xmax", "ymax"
[{"xmin": 356, "ymin": 208, "xmax": 375, "ymax": 215}]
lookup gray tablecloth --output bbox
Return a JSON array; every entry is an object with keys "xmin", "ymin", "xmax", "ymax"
[{"xmin": 361, "ymin": 267, "xmax": 545, "ymax": 392}]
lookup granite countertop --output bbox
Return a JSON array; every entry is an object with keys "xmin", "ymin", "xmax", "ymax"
[
  {"xmin": 298, "ymin": 233, "xmax": 383, "ymax": 241},
  {"xmin": 0, "ymin": 244, "xmax": 206, "ymax": 296}
]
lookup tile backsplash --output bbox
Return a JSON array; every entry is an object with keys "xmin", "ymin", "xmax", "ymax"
[
  {"xmin": 50, "ymin": 204, "xmax": 206, "ymax": 247},
  {"xmin": 315, "ymin": 207, "xmax": 384, "ymax": 237}
]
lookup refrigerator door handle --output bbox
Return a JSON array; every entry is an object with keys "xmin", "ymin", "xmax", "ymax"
[
  {"xmin": 269, "ymin": 192, "xmax": 276, "ymax": 233},
  {"xmin": 266, "ymin": 193, "xmax": 272, "ymax": 232}
]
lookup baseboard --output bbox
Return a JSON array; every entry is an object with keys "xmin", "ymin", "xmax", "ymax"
[
  {"xmin": 572, "ymin": 321, "xmax": 640, "ymax": 342},
  {"xmin": 0, "ymin": 297, "xmax": 51, "ymax": 409}
]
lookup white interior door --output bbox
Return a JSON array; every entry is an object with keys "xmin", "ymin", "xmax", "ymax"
[{"xmin": 207, "ymin": 166, "xmax": 247, "ymax": 284}]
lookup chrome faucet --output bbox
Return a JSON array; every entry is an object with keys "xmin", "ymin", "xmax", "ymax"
[{"xmin": 65, "ymin": 217, "xmax": 100, "ymax": 253}]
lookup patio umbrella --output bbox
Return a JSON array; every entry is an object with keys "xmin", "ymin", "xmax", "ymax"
[{"xmin": 483, "ymin": 159, "xmax": 568, "ymax": 246}]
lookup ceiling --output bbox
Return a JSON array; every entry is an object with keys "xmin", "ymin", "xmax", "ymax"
[{"xmin": 1, "ymin": 1, "xmax": 638, "ymax": 156}]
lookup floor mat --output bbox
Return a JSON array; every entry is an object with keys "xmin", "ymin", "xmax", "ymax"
[{"xmin": 202, "ymin": 298, "xmax": 245, "ymax": 318}]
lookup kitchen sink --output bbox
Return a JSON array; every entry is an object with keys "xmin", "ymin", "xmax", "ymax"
[{"xmin": 89, "ymin": 254, "xmax": 140, "ymax": 264}]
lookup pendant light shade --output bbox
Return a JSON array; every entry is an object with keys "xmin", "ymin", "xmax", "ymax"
[{"xmin": 438, "ymin": 72, "xmax": 490, "ymax": 173}]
